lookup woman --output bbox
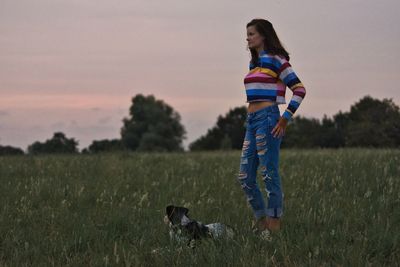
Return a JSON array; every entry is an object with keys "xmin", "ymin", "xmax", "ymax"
[{"xmin": 238, "ymin": 19, "xmax": 306, "ymax": 235}]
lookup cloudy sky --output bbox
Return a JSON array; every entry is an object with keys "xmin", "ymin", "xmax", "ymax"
[{"xmin": 1, "ymin": 0, "xmax": 399, "ymax": 151}]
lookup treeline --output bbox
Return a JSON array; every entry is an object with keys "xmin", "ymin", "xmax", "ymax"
[
  {"xmin": 190, "ymin": 95, "xmax": 400, "ymax": 149},
  {"xmin": 285, "ymin": 95, "xmax": 400, "ymax": 148},
  {"xmin": 2, "ymin": 94, "xmax": 186, "ymax": 155},
  {"xmin": 1, "ymin": 95, "xmax": 399, "ymax": 155}
]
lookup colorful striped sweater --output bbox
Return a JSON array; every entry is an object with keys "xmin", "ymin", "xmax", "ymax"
[{"xmin": 244, "ymin": 50, "xmax": 306, "ymax": 121}]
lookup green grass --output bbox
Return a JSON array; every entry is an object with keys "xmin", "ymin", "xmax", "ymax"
[{"xmin": 0, "ymin": 149, "xmax": 399, "ymax": 266}]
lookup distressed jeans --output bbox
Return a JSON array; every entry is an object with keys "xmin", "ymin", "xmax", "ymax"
[{"xmin": 237, "ymin": 104, "xmax": 283, "ymax": 219}]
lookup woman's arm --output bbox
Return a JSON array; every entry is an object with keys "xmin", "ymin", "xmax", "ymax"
[{"xmin": 277, "ymin": 57, "xmax": 306, "ymax": 121}]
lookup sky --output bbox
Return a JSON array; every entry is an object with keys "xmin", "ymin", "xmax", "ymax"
[{"xmin": 1, "ymin": 0, "xmax": 400, "ymax": 151}]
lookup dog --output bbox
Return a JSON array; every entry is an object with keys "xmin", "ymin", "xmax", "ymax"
[{"xmin": 164, "ymin": 205, "xmax": 234, "ymax": 247}]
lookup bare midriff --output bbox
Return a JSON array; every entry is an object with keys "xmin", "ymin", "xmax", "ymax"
[{"xmin": 247, "ymin": 101, "xmax": 276, "ymax": 113}]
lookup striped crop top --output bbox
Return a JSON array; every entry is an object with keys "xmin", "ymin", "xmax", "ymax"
[{"xmin": 244, "ymin": 50, "xmax": 306, "ymax": 121}]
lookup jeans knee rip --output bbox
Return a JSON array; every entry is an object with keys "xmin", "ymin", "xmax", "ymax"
[
  {"xmin": 256, "ymin": 134, "xmax": 266, "ymax": 140},
  {"xmin": 256, "ymin": 134, "xmax": 266, "ymax": 155},
  {"xmin": 241, "ymin": 140, "xmax": 250, "ymax": 157},
  {"xmin": 238, "ymin": 171, "xmax": 247, "ymax": 180},
  {"xmin": 262, "ymin": 171, "xmax": 272, "ymax": 180},
  {"xmin": 256, "ymin": 139, "xmax": 266, "ymax": 145},
  {"xmin": 260, "ymin": 166, "xmax": 267, "ymax": 171},
  {"xmin": 264, "ymin": 189, "xmax": 271, "ymax": 198},
  {"xmin": 241, "ymin": 182, "xmax": 251, "ymax": 190},
  {"xmin": 242, "ymin": 140, "xmax": 250, "ymax": 150},
  {"xmin": 257, "ymin": 149, "xmax": 266, "ymax": 156}
]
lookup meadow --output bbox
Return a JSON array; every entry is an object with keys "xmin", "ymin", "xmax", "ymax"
[{"xmin": 0, "ymin": 149, "xmax": 399, "ymax": 266}]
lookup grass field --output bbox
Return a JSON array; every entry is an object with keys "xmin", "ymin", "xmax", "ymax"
[{"xmin": 0, "ymin": 149, "xmax": 399, "ymax": 266}]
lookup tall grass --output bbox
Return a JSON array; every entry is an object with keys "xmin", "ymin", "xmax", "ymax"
[{"xmin": 0, "ymin": 149, "xmax": 399, "ymax": 266}]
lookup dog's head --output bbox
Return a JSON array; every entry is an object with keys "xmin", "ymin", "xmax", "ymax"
[
  {"xmin": 165, "ymin": 205, "xmax": 209, "ymax": 244},
  {"xmin": 165, "ymin": 205, "xmax": 191, "ymax": 226}
]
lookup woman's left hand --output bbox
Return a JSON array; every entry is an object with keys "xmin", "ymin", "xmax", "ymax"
[{"xmin": 271, "ymin": 117, "xmax": 288, "ymax": 138}]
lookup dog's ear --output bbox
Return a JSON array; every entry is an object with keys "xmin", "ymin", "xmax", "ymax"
[
  {"xmin": 166, "ymin": 205, "xmax": 190, "ymax": 225},
  {"xmin": 166, "ymin": 205, "xmax": 174, "ymax": 217},
  {"xmin": 166, "ymin": 205, "xmax": 189, "ymax": 217}
]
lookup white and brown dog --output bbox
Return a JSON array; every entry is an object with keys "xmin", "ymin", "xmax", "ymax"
[{"xmin": 164, "ymin": 205, "xmax": 234, "ymax": 247}]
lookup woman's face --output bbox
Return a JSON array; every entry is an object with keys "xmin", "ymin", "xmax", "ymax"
[{"xmin": 246, "ymin": 25, "xmax": 264, "ymax": 51}]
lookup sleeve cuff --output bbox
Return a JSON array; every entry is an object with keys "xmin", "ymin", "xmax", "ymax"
[{"xmin": 282, "ymin": 110, "xmax": 293, "ymax": 121}]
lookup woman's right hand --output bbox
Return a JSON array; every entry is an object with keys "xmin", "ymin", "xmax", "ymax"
[{"xmin": 271, "ymin": 117, "xmax": 288, "ymax": 138}]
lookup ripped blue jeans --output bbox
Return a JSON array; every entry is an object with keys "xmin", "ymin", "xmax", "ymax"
[{"xmin": 237, "ymin": 104, "xmax": 283, "ymax": 219}]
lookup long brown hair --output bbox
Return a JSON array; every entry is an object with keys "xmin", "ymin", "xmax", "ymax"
[{"xmin": 247, "ymin": 19, "xmax": 290, "ymax": 66}]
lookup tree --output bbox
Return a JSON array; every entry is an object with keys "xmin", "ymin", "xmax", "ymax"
[
  {"xmin": 317, "ymin": 115, "xmax": 344, "ymax": 148},
  {"xmin": 280, "ymin": 116, "xmax": 321, "ymax": 148},
  {"xmin": 189, "ymin": 107, "xmax": 247, "ymax": 151},
  {"xmin": 0, "ymin": 145, "xmax": 24, "ymax": 156},
  {"xmin": 28, "ymin": 132, "xmax": 79, "ymax": 154},
  {"xmin": 84, "ymin": 139, "xmax": 123, "ymax": 153},
  {"xmin": 120, "ymin": 94, "xmax": 186, "ymax": 152},
  {"xmin": 341, "ymin": 95, "xmax": 400, "ymax": 147},
  {"xmin": 282, "ymin": 115, "xmax": 344, "ymax": 148},
  {"xmin": 189, "ymin": 127, "xmax": 225, "ymax": 151}
]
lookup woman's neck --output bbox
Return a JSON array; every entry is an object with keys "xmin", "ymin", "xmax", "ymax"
[{"xmin": 256, "ymin": 47, "xmax": 265, "ymax": 55}]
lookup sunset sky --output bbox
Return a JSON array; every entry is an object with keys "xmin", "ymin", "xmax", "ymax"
[{"xmin": 1, "ymin": 0, "xmax": 399, "ymax": 151}]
